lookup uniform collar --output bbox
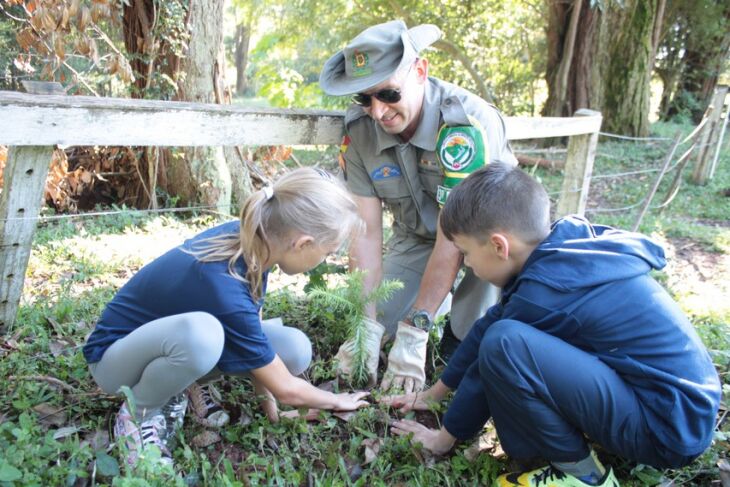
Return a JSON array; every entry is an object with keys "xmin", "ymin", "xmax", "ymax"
[{"xmin": 373, "ymin": 77, "xmax": 441, "ymax": 154}]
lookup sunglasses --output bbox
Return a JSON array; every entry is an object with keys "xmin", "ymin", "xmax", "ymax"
[{"xmin": 352, "ymin": 88, "xmax": 402, "ymax": 107}]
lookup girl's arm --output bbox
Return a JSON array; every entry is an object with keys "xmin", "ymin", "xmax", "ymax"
[{"xmin": 251, "ymin": 355, "xmax": 369, "ymax": 410}]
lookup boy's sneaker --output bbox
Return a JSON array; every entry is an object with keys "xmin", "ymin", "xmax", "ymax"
[
  {"xmin": 187, "ymin": 382, "xmax": 230, "ymax": 427},
  {"xmin": 497, "ymin": 464, "xmax": 620, "ymax": 487},
  {"xmin": 160, "ymin": 392, "xmax": 188, "ymax": 445},
  {"xmin": 113, "ymin": 402, "xmax": 172, "ymax": 467}
]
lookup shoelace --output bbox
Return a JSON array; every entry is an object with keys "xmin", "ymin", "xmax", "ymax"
[
  {"xmin": 193, "ymin": 385, "xmax": 222, "ymax": 415},
  {"xmin": 533, "ymin": 466, "xmax": 567, "ymax": 486},
  {"xmin": 139, "ymin": 415, "xmax": 168, "ymax": 452}
]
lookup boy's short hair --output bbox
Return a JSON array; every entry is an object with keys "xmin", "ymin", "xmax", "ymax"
[{"xmin": 440, "ymin": 162, "xmax": 551, "ymax": 244}]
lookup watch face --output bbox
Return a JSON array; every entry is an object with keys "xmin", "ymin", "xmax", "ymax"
[{"xmin": 412, "ymin": 312, "xmax": 432, "ymax": 331}]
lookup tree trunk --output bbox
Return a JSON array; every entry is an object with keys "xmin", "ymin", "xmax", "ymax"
[
  {"xmin": 176, "ymin": 0, "xmax": 232, "ymax": 214},
  {"xmin": 543, "ymin": 0, "xmax": 603, "ymax": 117},
  {"xmin": 543, "ymin": 0, "xmax": 665, "ymax": 136},
  {"xmin": 602, "ymin": 0, "xmax": 664, "ymax": 136},
  {"xmin": 234, "ymin": 23, "xmax": 251, "ymax": 95}
]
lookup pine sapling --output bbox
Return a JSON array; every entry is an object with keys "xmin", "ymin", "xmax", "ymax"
[{"xmin": 307, "ymin": 270, "xmax": 402, "ymax": 388}]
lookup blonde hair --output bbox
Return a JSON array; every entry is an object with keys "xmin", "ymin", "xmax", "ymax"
[{"xmin": 191, "ymin": 167, "xmax": 362, "ymax": 301}]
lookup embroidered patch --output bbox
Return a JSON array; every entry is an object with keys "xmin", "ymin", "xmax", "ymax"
[
  {"xmin": 351, "ymin": 50, "xmax": 372, "ymax": 78},
  {"xmin": 439, "ymin": 131, "xmax": 476, "ymax": 171},
  {"xmin": 371, "ymin": 164, "xmax": 401, "ymax": 180}
]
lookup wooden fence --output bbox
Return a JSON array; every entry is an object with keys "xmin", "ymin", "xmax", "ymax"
[{"xmin": 0, "ymin": 89, "xmax": 602, "ymax": 331}]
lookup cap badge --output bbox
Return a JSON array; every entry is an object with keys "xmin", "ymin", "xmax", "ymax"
[{"xmin": 351, "ymin": 50, "xmax": 372, "ymax": 78}]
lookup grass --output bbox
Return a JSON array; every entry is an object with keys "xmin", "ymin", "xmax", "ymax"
[{"xmin": 0, "ymin": 120, "xmax": 728, "ymax": 485}]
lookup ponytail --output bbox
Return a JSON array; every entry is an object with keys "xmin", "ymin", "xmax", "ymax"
[{"xmin": 191, "ymin": 167, "xmax": 362, "ymax": 301}]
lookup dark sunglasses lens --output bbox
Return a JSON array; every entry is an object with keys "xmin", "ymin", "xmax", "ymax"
[
  {"xmin": 352, "ymin": 94, "xmax": 372, "ymax": 106},
  {"xmin": 375, "ymin": 89, "xmax": 401, "ymax": 103}
]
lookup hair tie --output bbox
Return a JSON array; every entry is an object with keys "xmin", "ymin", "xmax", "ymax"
[{"xmin": 262, "ymin": 186, "xmax": 274, "ymax": 201}]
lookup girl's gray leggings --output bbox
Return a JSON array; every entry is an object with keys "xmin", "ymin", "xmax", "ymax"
[{"xmin": 88, "ymin": 312, "xmax": 311, "ymax": 418}]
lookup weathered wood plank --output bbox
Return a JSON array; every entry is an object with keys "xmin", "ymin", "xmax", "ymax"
[
  {"xmin": 505, "ymin": 115, "xmax": 603, "ymax": 140},
  {"xmin": 0, "ymin": 146, "xmax": 54, "ymax": 331},
  {"xmin": 0, "ymin": 91, "xmax": 603, "ymax": 146},
  {"xmin": 556, "ymin": 109, "xmax": 602, "ymax": 217},
  {"xmin": 0, "ymin": 91, "xmax": 345, "ymax": 146}
]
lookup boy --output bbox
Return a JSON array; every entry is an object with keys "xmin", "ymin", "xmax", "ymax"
[{"xmin": 381, "ymin": 163, "xmax": 721, "ymax": 486}]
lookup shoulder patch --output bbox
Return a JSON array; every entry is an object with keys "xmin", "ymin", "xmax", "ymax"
[
  {"xmin": 371, "ymin": 164, "xmax": 401, "ymax": 180},
  {"xmin": 338, "ymin": 135, "xmax": 351, "ymax": 176}
]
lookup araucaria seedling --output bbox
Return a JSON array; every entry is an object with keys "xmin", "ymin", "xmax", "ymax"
[{"xmin": 307, "ymin": 270, "xmax": 402, "ymax": 388}]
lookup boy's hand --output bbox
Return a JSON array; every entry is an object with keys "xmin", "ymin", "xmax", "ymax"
[
  {"xmin": 380, "ymin": 380, "xmax": 450, "ymax": 413},
  {"xmin": 379, "ymin": 391, "xmax": 432, "ymax": 412},
  {"xmin": 391, "ymin": 420, "xmax": 456, "ymax": 456}
]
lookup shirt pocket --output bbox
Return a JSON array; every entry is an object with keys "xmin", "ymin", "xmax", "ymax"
[
  {"xmin": 417, "ymin": 164, "xmax": 443, "ymax": 199},
  {"xmin": 371, "ymin": 178, "xmax": 418, "ymax": 232}
]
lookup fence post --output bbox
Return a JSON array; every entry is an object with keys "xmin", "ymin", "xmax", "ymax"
[
  {"xmin": 692, "ymin": 84, "xmax": 729, "ymax": 185},
  {"xmin": 0, "ymin": 82, "xmax": 60, "ymax": 333},
  {"xmin": 556, "ymin": 109, "xmax": 602, "ymax": 217}
]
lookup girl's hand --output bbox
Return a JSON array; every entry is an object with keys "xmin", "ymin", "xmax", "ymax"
[
  {"xmin": 333, "ymin": 391, "xmax": 370, "ymax": 411},
  {"xmin": 391, "ymin": 420, "xmax": 456, "ymax": 456}
]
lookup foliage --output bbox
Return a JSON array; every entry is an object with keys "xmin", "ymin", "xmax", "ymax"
[
  {"xmin": 0, "ymin": 0, "xmax": 133, "ymax": 94},
  {"xmin": 307, "ymin": 271, "xmax": 403, "ymax": 388},
  {"xmin": 657, "ymin": 0, "xmax": 730, "ymax": 121},
  {"xmin": 237, "ymin": 0, "xmax": 546, "ymax": 114}
]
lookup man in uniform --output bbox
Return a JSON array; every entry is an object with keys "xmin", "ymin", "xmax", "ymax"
[{"xmin": 319, "ymin": 20, "xmax": 517, "ymax": 393}]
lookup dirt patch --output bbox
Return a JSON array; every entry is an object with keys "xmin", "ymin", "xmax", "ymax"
[{"xmin": 659, "ymin": 235, "xmax": 730, "ymax": 317}]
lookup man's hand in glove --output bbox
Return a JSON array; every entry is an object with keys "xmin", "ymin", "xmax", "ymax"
[
  {"xmin": 334, "ymin": 318, "xmax": 385, "ymax": 386},
  {"xmin": 380, "ymin": 321, "xmax": 428, "ymax": 394}
]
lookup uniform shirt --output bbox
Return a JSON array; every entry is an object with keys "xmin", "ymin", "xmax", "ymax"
[
  {"xmin": 440, "ymin": 216, "xmax": 721, "ymax": 457},
  {"xmin": 340, "ymin": 77, "xmax": 517, "ymax": 240},
  {"xmin": 83, "ymin": 221, "xmax": 275, "ymax": 374}
]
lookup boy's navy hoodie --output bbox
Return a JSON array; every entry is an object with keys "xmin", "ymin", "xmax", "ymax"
[{"xmin": 440, "ymin": 216, "xmax": 721, "ymax": 457}]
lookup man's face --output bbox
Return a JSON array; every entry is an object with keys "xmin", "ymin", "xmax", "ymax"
[{"xmin": 359, "ymin": 59, "xmax": 428, "ymax": 140}]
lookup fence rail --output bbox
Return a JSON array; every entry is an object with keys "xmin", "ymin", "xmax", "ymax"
[{"xmin": 0, "ymin": 89, "xmax": 602, "ymax": 332}]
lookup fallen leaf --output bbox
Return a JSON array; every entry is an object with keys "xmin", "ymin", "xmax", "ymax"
[
  {"xmin": 463, "ymin": 422, "xmax": 503, "ymax": 461},
  {"xmin": 53, "ymin": 425, "xmax": 80, "ymax": 440},
  {"xmin": 49, "ymin": 338, "xmax": 75, "ymax": 357},
  {"xmin": 362, "ymin": 437, "xmax": 382, "ymax": 465},
  {"xmin": 192, "ymin": 430, "xmax": 221, "ymax": 448},
  {"xmin": 84, "ymin": 429, "xmax": 110, "ymax": 451},
  {"xmin": 332, "ymin": 411, "xmax": 356, "ymax": 422},
  {"xmin": 32, "ymin": 403, "xmax": 66, "ymax": 427}
]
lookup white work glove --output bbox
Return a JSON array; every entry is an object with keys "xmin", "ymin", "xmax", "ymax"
[
  {"xmin": 380, "ymin": 321, "xmax": 428, "ymax": 394},
  {"xmin": 335, "ymin": 318, "xmax": 385, "ymax": 386}
]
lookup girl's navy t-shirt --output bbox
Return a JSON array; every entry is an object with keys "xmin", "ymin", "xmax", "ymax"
[{"xmin": 83, "ymin": 221, "xmax": 275, "ymax": 373}]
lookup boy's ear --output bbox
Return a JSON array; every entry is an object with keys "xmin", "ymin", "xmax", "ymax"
[
  {"xmin": 292, "ymin": 235, "xmax": 315, "ymax": 251},
  {"xmin": 489, "ymin": 233, "xmax": 510, "ymax": 260}
]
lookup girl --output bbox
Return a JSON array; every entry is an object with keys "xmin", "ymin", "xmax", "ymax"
[{"xmin": 83, "ymin": 168, "xmax": 369, "ymax": 467}]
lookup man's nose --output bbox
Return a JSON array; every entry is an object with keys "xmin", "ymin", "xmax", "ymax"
[{"xmin": 368, "ymin": 98, "xmax": 388, "ymax": 119}]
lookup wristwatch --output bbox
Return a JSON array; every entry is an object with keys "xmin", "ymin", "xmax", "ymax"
[{"xmin": 406, "ymin": 308, "xmax": 434, "ymax": 332}]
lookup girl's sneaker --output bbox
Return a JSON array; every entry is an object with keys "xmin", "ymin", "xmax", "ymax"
[
  {"xmin": 114, "ymin": 402, "xmax": 172, "ymax": 467},
  {"xmin": 161, "ymin": 392, "xmax": 188, "ymax": 445},
  {"xmin": 187, "ymin": 382, "xmax": 230, "ymax": 427},
  {"xmin": 497, "ymin": 464, "xmax": 620, "ymax": 486}
]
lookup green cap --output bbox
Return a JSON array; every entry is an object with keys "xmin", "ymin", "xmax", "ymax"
[{"xmin": 319, "ymin": 20, "xmax": 441, "ymax": 96}]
